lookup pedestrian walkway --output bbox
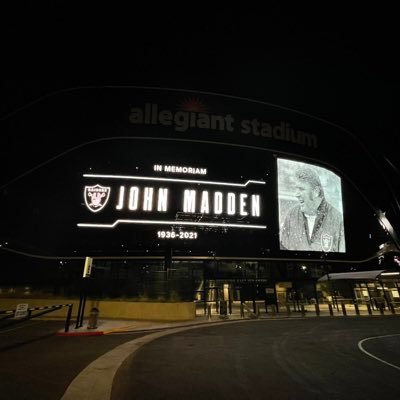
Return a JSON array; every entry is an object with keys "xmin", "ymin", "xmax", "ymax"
[{"xmin": 58, "ymin": 314, "xmax": 248, "ymax": 336}]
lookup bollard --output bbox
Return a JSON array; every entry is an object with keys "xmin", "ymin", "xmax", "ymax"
[
  {"xmin": 87, "ymin": 307, "xmax": 99, "ymax": 330},
  {"xmin": 219, "ymin": 300, "xmax": 228, "ymax": 317},
  {"xmin": 315, "ymin": 303, "xmax": 320, "ymax": 316},
  {"xmin": 240, "ymin": 303, "xmax": 245, "ymax": 318},
  {"xmin": 341, "ymin": 303, "xmax": 347, "ymax": 316},
  {"xmin": 328, "ymin": 303, "xmax": 334, "ymax": 316},
  {"xmin": 207, "ymin": 304, "xmax": 212, "ymax": 319},
  {"xmin": 256, "ymin": 304, "xmax": 260, "ymax": 317},
  {"xmin": 379, "ymin": 304, "xmax": 385, "ymax": 315},
  {"xmin": 286, "ymin": 304, "xmax": 291, "ymax": 316},
  {"xmin": 367, "ymin": 303, "xmax": 372, "ymax": 315},
  {"xmin": 300, "ymin": 304, "xmax": 305, "ymax": 317},
  {"xmin": 64, "ymin": 304, "xmax": 73, "ymax": 332},
  {"xmin": 354, "ymin": 303, "xmax": 360, "ymax": 316}
]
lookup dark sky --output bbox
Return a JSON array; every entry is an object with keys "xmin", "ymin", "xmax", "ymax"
[
  {"xmin": 2, "ymin": 6, "xmax": 397, "ymax": 138},
  {"xmin": 2, "ymin": 6, "xmax": 398, "ymax": 185}
]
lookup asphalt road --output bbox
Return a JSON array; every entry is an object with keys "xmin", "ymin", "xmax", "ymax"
[
  {"xmin": 1, "ymin": 317, "xmax": 400, "ymax": 400},
  {"xmin": 0, "ymin": 320, "xmax": 146, "ymax": 400},
  {"xmin": 111, "ymin": 317, "xmax": 400, "ymax": 400}
]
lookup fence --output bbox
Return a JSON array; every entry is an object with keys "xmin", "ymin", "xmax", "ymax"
[
  {"xmin": 196, "ymin": 299, "xmax": 400, "ymax": 318},
  {"xmin": 0, "ymin": 303, "xmax": 73, "ymax": 332}
]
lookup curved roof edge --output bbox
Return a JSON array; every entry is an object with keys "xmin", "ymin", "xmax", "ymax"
[{"xmin": 318, "ymin": 269, "xmax": 400, "ymax": 281}]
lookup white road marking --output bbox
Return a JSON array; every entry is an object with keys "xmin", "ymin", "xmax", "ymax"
[{"xmin": 358, "ymin": 334, "xmax": 400, "ymax": 371}]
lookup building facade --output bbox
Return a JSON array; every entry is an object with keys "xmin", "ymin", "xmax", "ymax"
[{"xmin": 1, "ymin": 87, "xmax": 399, "ymax": 313}]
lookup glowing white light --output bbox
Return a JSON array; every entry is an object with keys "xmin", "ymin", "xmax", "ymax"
[
  {"xmin": 157, "ymin": 188, "xmax": 168, "ymax": 211},
  {"xmin": 240, "ymin": 194, "xmax": 248, "ymax": 216},
  {"xmin": 77, "ymin": 219, "xmax": 267, "ymax": 229},
  {"xmin": 129, "ymin": 187, "xmax": 139, "ymax": 210},
  {"xmin": 143, "ymin": 187, "xmax": 154, "ymax": 211},
  {"xmin": 183, "ymin": 190, "xmax": 196, "ymax": 212},
  {"xmin": 116, "ymin": 186, "xmax": 125, "ymax": 209},
  {"xmin": 83, "ymin": 173, "xmax": 265, "ymax": 187},
  {"xmin": 214, "ymin": 192, "xmax": 223, "ymax": 214},
  {"xmin": 251, "ymin": 195, "xmax": 260, "ymax": 217},
  {"xmin": 200, "ymin": 191, "xmax": 209, "ymax": 213},
  {"xmin": 227, "ymin": 193, "xmax": 235, "ymax": 215}
]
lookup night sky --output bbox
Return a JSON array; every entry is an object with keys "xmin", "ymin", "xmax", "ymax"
[
  {"xmin": 1, "ymin": 6, "xmax": 399, "ymax": 259},
  {"xmin": 1, "ymin": 6, "xmax": 397, "ymax": 162}
]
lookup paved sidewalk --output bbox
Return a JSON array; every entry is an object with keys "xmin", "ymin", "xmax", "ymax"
[{"xmin": 57, "ymin": 314, "xmax": 247, "ymax": 336}]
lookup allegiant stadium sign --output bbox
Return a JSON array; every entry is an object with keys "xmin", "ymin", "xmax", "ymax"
[{"xmin": 129, "ymin": 103, "xmax": 318, "ymax": 149}]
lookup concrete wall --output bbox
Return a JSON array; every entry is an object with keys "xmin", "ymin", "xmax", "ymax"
[{"xmin": 0, "ymin": 298, "xmax": 196, "ymax": 321}]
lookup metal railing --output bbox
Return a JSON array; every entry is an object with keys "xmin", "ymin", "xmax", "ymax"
[
  {"xmin": 197, "ymin": 299, "xmax": 400, "ymax": 319},
  {"xmin": 0, "ymin": 303, "xmax": 73, "ymax": 332}
]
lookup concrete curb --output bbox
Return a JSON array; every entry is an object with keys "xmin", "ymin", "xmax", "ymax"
[
  {"xmin": 60, "ymin": 319, "xmax": 250, "ymax": 400},
  {"xmin": 56, "ymin": 330, "xmax": 104, "ymax": 337}
]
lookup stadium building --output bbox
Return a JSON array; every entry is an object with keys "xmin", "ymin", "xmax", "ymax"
[{"xmin": 1, "ymin": 87, "xmax": 399, "ymax": 318}]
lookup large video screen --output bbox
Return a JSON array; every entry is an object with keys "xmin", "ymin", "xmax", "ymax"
[
  {"xmin": 0, "ymin": 139, "xmax": 352, "ymax": 257},
  {"xmin": 277, "ymin": 158, "xmax": 346, "ymax": 253},
  {"xmin": 74, "ymin": 140, "xmax": 272, "ymax": 257},
  {"xmin": 79, "ymin": 168, "xmax": 267, "ymax": 239}
]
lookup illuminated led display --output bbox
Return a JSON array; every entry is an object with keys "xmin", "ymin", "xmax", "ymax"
[
  {"xmin": 78, "ymin": 171, "xmax": 266, "ymax": 230},
  {"xmin": 277, "ymin": 158, "xmax": 346, "ymax": 253},
  {"xmin": 84, "ymin": 184, "xmax": 111, "ymax": 212}
]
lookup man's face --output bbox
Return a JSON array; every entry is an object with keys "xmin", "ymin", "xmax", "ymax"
[{"xmin": 294, "ymin": 179, "xmax": 319, "ymax": 214}]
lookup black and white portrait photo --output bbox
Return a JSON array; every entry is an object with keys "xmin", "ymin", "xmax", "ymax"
[{"xmin": 277, "ymin": 158, "xmax": 346, "ymax": 253}]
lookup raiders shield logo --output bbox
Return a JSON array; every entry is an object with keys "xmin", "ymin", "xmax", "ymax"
[
  {"xmin": 84, "ymin": 184, "xmax": 111, "ymax": 212},
  {"xmin": 321, "ymin": 233, "xmax": 333, "ymax": 252}
]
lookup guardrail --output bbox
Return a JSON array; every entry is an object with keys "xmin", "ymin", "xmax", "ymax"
[{"xmin": 0, "ymin": 303, "xmax": 73, "ymax": 332}]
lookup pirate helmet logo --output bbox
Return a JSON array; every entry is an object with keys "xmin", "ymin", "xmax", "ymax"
[
  {"xmin": 321, "ymin": 233, "xmax": 333, "ymax": 252},
  {"xmin": 84, "ymin": 184, "xmax": 111, "ymax": 213}
]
